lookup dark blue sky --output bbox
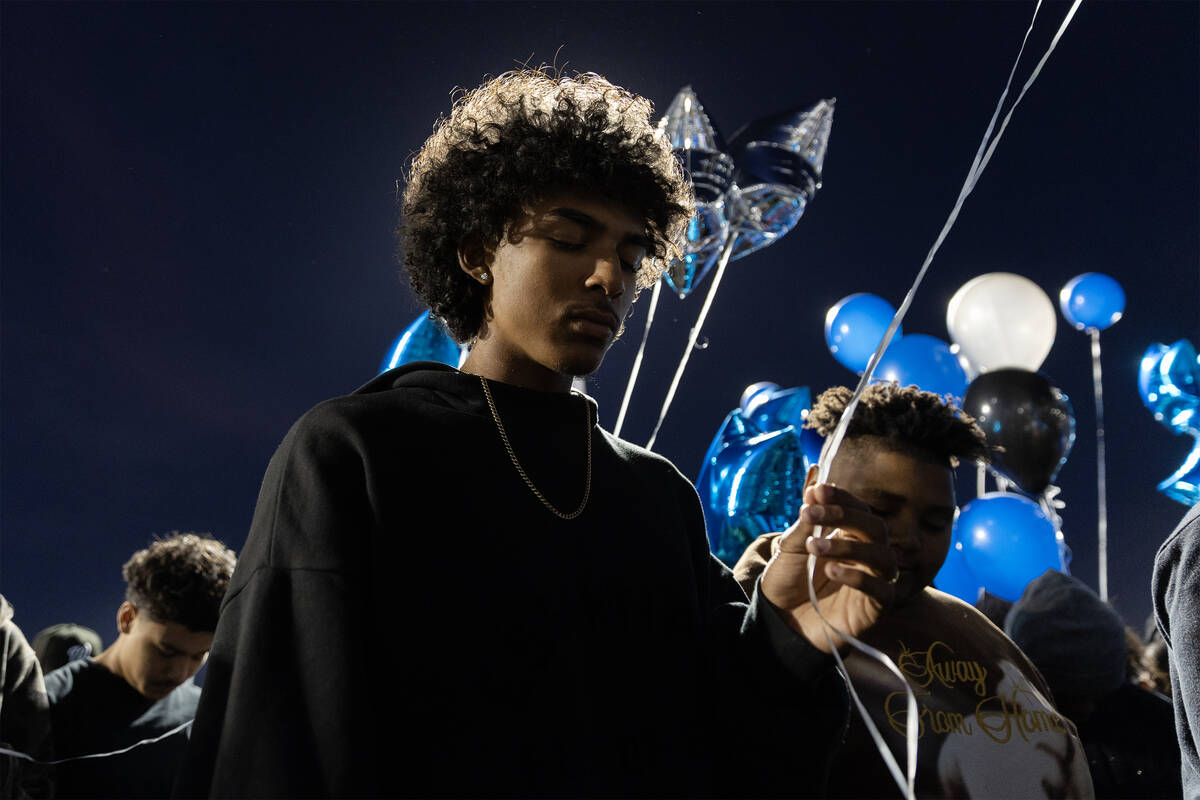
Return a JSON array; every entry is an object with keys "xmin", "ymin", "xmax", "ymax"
[{"xmin": 3, "ymin": 1, "xmax": 1197, "ymax": 643}]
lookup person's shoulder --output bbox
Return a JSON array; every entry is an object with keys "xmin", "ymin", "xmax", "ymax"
[
  {"xmin": 279, "ymin": 363, "xmax": 476, "ymax": 459},
  {"xmin": 599, "ymin": 428, "xmax": 684, "ymax": 475},
  {"xmin": 44, "ymin": 657, "xmax": 96, "ymax": 703},
  {"xmin": 1155, "ymin": 501, "xmax": 1200, "ymax": 565},
  {"xmin": 156, "ymin": 677, "xmax": 202, "ymax": 719},
  {"xmin": 920, "ymin": 587, "xmax": 1012, "ymax": 640}
]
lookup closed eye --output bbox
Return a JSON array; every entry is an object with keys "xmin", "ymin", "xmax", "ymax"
[{"xmin": 550, "ymin": 239, "xmax": 584, "ymax": 251}]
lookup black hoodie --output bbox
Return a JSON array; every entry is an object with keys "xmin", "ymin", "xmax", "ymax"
[{"xmin": 176, "ymin": 364, "xmax": 843, "ymax": 798}]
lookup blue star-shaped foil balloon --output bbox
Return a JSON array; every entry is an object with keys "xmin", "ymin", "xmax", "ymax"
[
  {"xmin": 696, "ymin": 383, "xmax": 821, "ymax": 565},
  {"xmin": 1138, "ymin": 339, "xmax": 1200, "ymax": 505}
]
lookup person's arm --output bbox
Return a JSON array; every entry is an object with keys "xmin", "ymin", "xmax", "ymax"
[
  {"xmin": 174, "ymin": 405, "xmax": 379, "ymax": 798},
  {"xmin": 1154, "ymin": 506, "xmax": 1200, "ymax": 796},
  {"xmin": 760, "ymin": 483, "xmax": 898, "ymax": 652}
]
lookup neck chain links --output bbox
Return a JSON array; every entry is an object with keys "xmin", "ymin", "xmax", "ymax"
[{"xmin": 479, "ymin": 375, "xmax": 592, "ymax": 520}]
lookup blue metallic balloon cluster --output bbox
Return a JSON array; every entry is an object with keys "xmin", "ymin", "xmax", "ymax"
[
  {"xmin": 696, "ymin": 383, "xmax": 822, "ymax": 566},
  {"xmin": 1139, "ymin": 339, "xmax": 1200, "ymax": 505}
]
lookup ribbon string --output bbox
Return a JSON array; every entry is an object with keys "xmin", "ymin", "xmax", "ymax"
[{"xmin": 804, "ymin": 2, "xmax": 1085, "ymax": 797}]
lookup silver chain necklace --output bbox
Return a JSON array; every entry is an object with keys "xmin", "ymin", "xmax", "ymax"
[{"xmin": 478, "ymin": 375, "xmax": 592, "ymax": 520}]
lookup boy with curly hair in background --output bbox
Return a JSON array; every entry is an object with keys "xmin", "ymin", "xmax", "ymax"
[{"xmin": 45, "ymin": 533, "xmax": 235, "ymax": 798}]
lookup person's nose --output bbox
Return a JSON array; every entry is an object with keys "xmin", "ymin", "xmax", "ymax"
[
  {"xmin": 888, "ymin": 516, "xmax": 921, "ymax": 553},
  {"xmin": 585, "ymin": 252, "xmax": 626, "ymax": 299}
]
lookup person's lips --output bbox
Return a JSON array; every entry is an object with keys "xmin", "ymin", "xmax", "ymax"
[{"xmin": 565, "ymin": 305, "xmax": 620, "ymax": 338}]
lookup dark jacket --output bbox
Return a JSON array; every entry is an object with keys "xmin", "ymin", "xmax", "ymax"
[
  {"xmin": 1153, "ymin": 500, "xmax": 1200, "ymax": 799},
  {"xmin": 176, "ymin": 364, "xmax": 844, "ymax": 798}
]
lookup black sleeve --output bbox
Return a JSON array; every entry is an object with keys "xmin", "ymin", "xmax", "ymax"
[
  {"xmin": 174, "ymin": 406, "xmax": 379, "ymax": 798},
  {"xmin": 679, "ymin": 469, "xmax": 847, "ymax": 799}
]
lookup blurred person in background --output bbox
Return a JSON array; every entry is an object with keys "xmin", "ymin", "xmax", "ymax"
[
  {"xmin": 44, "ymin": 533, "xmax": 234, "ymax": 798},
  {"xmin": 1007, "ymin": 568, "xmax": 1181, "ymax": 798},
  {"xmin": 31, "ymin": 625, "xmax": 102, "ymax": 675},
  {"xmin": 1152, "ymin": 500, "xmax": 1200, "ymax": 798},
  {"xmin": 0, "ymin": 594, "xmax": 51, "ymax": 798}
]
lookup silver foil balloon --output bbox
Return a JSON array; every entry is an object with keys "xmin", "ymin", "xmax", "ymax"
[
  {"xmin": 657, "ymin": 86, "xmax": 735, "ymax": 298},
  {"xmin": 725, "ymin": 98, "xmax": 835, "ymax": 261}
]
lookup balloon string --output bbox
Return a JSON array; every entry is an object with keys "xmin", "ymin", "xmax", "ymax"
[
  {"xmin": 806, "ymin": 3, "xmax": 1088, "ymax": 797},
  {"xmin": 819, "ymin": 0, "xmax": 1050, "ymax": 483},
  {"xmin": 613, "ymin": 279, "xmax": 662, "ymax": 437},
  {"xmin": 806, "ymin": 529, "xmax": 918, "ymax": 800},
  {"xmin": 1090, "ymin": 328, "xmax": 1108, "ymax": 600},
  {"xmin": 646, "ymin": 233, "xmax": 739, "ymax": 451}
]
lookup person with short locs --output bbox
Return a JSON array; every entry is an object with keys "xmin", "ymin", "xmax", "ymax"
[
  {"xmin": 734, "ymin": 384, "xmax": 1095, "ymax": 798},
  {"xmin": 45, "ymin": 533, "xmax": 235, "ymax": 799},
  {"xmin": 175, "ymin": 69, "xmax": 905, "ymax": 797}
]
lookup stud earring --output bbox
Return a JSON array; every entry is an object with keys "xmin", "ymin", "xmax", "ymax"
[{"xmin": 480, "ymin": 272, "xmax": 490, "ymax": 282}]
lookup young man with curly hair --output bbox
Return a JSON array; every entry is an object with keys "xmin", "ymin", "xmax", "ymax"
[
  {"xmin": 178, "ymin": 70, "xmax": 899, "ymax": 797},
  {"xmin": 734, "ymin": 384, "xmax": 1094, "ymax": 798},
  {"xmin": 44, "ymin": 532, "xmax": 235, "ymax": 798}
]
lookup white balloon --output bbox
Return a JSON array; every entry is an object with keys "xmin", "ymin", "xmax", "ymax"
[{"xmin": 946, "ymin": 273, "xmax": 1056, "ymax": 373}]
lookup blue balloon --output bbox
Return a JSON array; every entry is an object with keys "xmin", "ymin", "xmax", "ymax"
[
  {"xmin": 933, "ymin": 540, "xmax": 983, "ymax": 604},
  {"xmin": 1138, "ymin": 339, "xmax": 1200, "ymax": 506},
  {"xmin": 955, "ymin": 493, "xmax": 1064, "ymax": 602},
  {"xmin": 873, "ymin": 333, "xmax": 969, "ymax": 401},
  {"xmin": 825, "ymin": 293, "xmax": 901, "ymax": 374},
  {"xmin": 743, "ymin": 385, "xmax": 811, "ymax": 435},
  {"xmin": 381, "ymin": 313, "xmax": 462, "ymax": 373},
  {"xmin": 1059, "ymin": 272, "xmax": 1125, "ymax": 332},
  {"xmin": 800, "ymin": 425, "xmax": 825, "ymax": 469},
  {"xmin": 697, "ymin": 383, "xmax": 814, "ymax": 564},
  {"xmin": 1140, "ymin": 339, "xmax": 1199, "ymax": 433}
]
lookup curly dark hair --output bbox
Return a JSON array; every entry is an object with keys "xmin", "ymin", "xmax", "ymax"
[
  {"xmin": 123, "ymin": 532, "xmax": 236, "ymax": 632},
  {"xmin": 806, "ymin": 384, "xmax": 991, "ymax": 468},
  {"xmin": 398, "ymin": 68, "xmax": 694, "ymax": 342}
]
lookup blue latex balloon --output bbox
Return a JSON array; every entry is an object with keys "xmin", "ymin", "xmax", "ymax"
[
  {"xmin": 824, "ymin": 293, "xmax": 901, "ymax": 374},
  {"xmin": 956, "ymin": 492, "xmax": 1064, "ymax": 602},
  {"xmin": 1058, "ymin": 272, "xmax": 1126, "ymax": 332},
  {"xmin": 381, "ymin": 313, "xmax": 462, "ymax": 373},
  {"xmin": 873, "ymin": 333, "xmax": 969, "ymax": 401},
  {"xmin": 933, "ymin": 540, "xmax": 983, "ymax": 604}
]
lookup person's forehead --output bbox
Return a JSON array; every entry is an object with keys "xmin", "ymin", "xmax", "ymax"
[
  {"xmin": 142, "ymin": 617, "xmax": 213, "ymax": 650},
  {"xmin": 521, "ymin": 191, "xmax": 647, "ymax": 235},
  {"xmin": 829, "ymin": 438, "xmax": 955, "ymax": 504}
]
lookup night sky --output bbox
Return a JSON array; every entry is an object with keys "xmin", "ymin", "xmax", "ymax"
[{"xmin": 2, "ymin": 1, "xmax": 1197, "ymax": 647}]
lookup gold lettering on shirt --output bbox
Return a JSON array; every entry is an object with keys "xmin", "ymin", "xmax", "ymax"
[{"xmin": 881, "ymin": 641, "xmax": 1068, "ymax": 743}]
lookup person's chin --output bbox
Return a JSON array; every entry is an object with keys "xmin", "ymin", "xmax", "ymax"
[
  {"xmin": 554, "ymin": 341, "xmax": 610, "ymax": 376},
  {"xmin": 140, "ymin": 682, "xmax": 177, "ymax": 700}
]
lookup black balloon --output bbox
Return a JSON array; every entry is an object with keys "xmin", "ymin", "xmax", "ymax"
[{"xmin": 963, "ymin": 369, "xmax": 1076, "ymax": 495}]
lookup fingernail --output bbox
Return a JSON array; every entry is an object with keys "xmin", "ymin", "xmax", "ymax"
[
  {"xmin": 805, "ymin": 505, "xmax": 826, "ymax": 522},
  {"xmin": 808, "ymin": 537, "xmax": 830, "ymax": 554}
]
